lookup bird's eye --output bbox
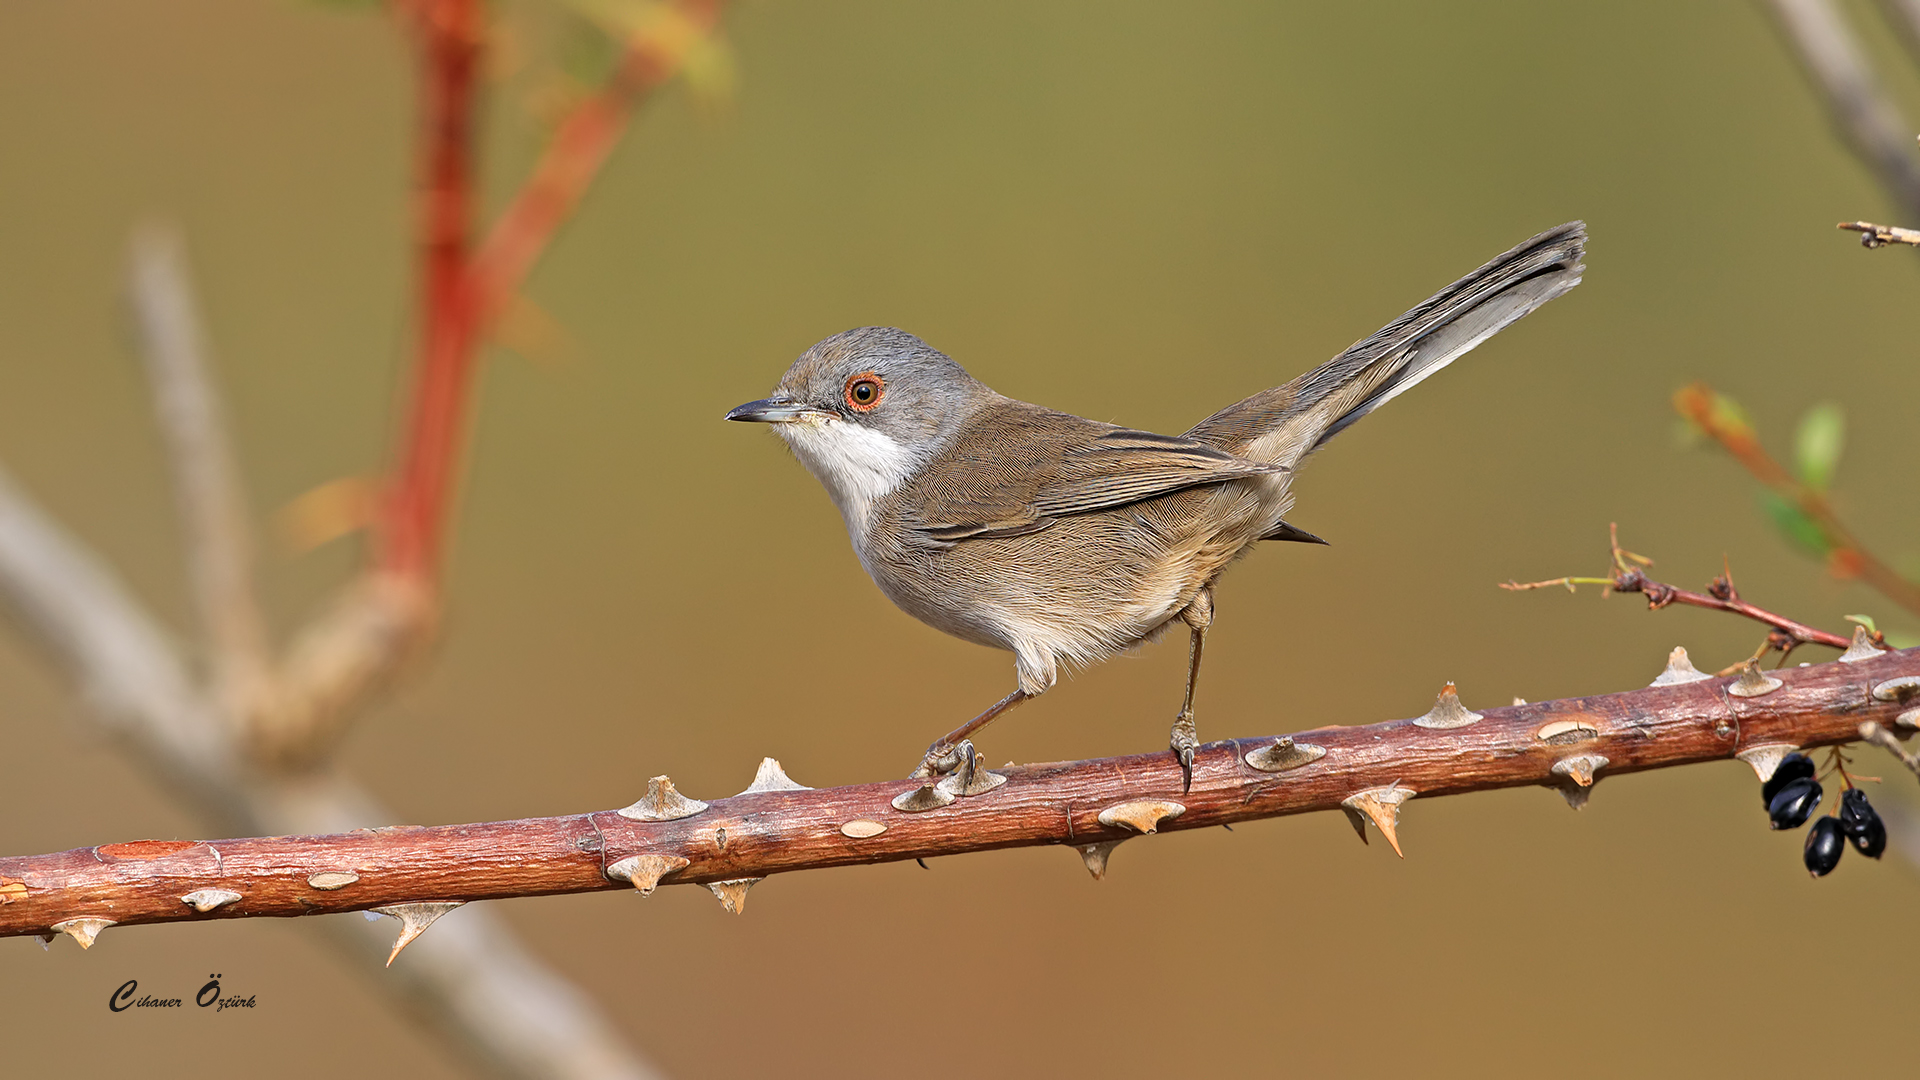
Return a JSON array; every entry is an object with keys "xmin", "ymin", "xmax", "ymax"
[{"xmin": 845, "ymin": 373, "xmax": 884, "ymax": 411}]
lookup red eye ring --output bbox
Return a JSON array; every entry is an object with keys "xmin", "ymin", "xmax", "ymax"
[{"xmin": 844, "ymin": 372, "xmax": 885, "ymax": 411}]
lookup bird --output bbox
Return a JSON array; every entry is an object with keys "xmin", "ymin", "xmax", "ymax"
[{"xmin": 726, "ymin": 222, "xmax": 1585, "ymax": 792}]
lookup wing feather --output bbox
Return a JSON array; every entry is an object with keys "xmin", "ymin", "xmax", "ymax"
[{"xmin": 910, "ymin": 421, "xmax": 1281, "ymax": 543}]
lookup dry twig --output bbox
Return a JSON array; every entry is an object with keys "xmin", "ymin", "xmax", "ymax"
[
  {"xmin": 1503, "ymin": 524, "xmax": 1859, "ymax": 663},
  {"xmin": 1838, "ymin": 219, "xmax": 1920, "ymax": 246},
  {"xmin": 1859, "ymin": 720, "xmax": 1920, "ymax": 778}
]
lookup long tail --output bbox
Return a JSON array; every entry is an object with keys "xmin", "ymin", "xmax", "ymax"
[{"xmin": 1185, "ymin": 221, "xmax": 1585, "ymax": 469}]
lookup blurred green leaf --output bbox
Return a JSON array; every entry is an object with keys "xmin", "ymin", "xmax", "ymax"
[
  {"xmin": 1758, "ymin": 490, "xmax": 1829, "ymax": 558},
  {"xmin": 1711, "ymin": 391, "xmax": 1752, "ymax": 430},
  {"xmin": 558, "ymin": 13, "xmax": 621, "ymax": 87},
  {"xmin": 1793, "ymin": 402, "xmax": 1844, "ymax": 492},
  {"xmin": 1844, "ymin": 613, "xmax": 1878, "ymax": 634}
]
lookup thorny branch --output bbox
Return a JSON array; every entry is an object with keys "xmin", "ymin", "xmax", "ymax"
[{"xmin": 2, "ymin": 646, "xmax": 1916, "ymax": 946}]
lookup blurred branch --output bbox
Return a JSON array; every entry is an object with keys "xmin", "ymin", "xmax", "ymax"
[
  {"xmin": 382, "ymin": 0, "xmax": 727, "ymax": 588},
  {"xmin": 259, "ymin": 0, "xmax": 728, "ymax": 767},
  {"xmin": 127, "ymin": 225, "xmax": 277, "ymax": 735},
  {"xmin": 3, "ymin": 647, "xmax": 1915, "ymax": 938},
  {"xmin": 1671, "ymin": 383, "xmax": 1920, "ymax": 616},
  {"xmin": 1766, "ymin": 0, "xmax": 1920, "ymax": 222},
  {"xmin": 6, "ymin": 3, "xmax": 730, "ymax": 1076},
  {"xmin": 383, "ymin": 0, "xmax": 484, "ymax": 586},
  {"xmin": 0, "ymin": 464, "xmax": 659, "ymax": 1080},
  {"xmin": 471, "ymin": 0, "xmax": 726, "ymax": 324},
  {"xmin": 1859, "ymin": 720, "xmax": 1920, "ymax": 778}
]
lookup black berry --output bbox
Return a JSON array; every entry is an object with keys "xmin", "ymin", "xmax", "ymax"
[
  {"xmin": 1761, "ymin": 753, "xmax": 1816, "ymax": 807},
  {"xmin": 1804, "ymin": 816, "xmax": 1846, "ymax": 876},
  {"xmin": 1838, "ymin": 788, "xmax": 1887, "ymax": 859},
  {"xmin": 1767, "ymin": 777, "xmax": 1822, "ymax": 830}
]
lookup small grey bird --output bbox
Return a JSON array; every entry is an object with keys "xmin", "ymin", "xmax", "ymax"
[{"xmin": 728, "ymin": 222, "xmax": 1585, "ymax": 790}]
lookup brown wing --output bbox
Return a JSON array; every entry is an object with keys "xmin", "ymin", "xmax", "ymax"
[{"xmin": 907, "ymin": 406, "xmax": 1283, "ymax": 544}]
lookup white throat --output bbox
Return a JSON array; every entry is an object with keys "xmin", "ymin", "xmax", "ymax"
[{"xmin": 776, "ymin": 417, "xmax": 922, "ymax": 543}]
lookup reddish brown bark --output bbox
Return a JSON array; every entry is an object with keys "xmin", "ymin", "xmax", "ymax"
[{"xmin": 3, "ymin": 648, "xmax": 1914, "ymax": 940}]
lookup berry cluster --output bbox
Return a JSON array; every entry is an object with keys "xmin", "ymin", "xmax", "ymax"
[{"xmin": 1762, "ymin": 751, "xmax": 1886, "ymax": 876}]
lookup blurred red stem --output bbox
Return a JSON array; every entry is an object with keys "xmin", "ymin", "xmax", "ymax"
[
  {"xmin": 471, "ymin": 0, "xmax": 725, "ymax": 316},
  {"xmin": 380, "ymin": 0, "xmax": 725, "ymax": 587},
  {"xmin": 1673, "ymin": 382, "xmax": 1920, "ymax": 616},
  {"xmin": 384, "ymin": 0, "xmax": 483, "ymax": 583}
]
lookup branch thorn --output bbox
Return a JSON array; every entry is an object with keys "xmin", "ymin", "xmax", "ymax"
[
  {"xmin": 1412, "ymin": 683, "xmax": 1482, "ymax": 729},
  {"xmin": 1727, "ymin": 659, "xmax": 1782, "ymax": 698},
  {"xmin": 738, "ymin": 757, "xmax": 810, "ymax": 795},
  {"xmin": 1096, "ymin": 799, "xmax": 1186, "ymax": 834},
  {"xmin": 50, "ymin": 917, "xmax": 114, "ymax": 950},
  {"xmin": 1076, "ymin": 840, "xmax": 1124, "ymax": 880},
  {"xmin": 891, "ymin": 782, "xmax": 956, "ymax": 813},
  {"xmin": 605, "ymin": 854, "xmax": 689, "ymax": 896},
  {"xmin": 707, "ymin": 878, "xmax": 760, "ymax": 915},
  {"xmin": 372, "ymin": 901, "xmax": 465, "ymax": 966},
  {"xmin": 1650, "ymin": 646, "xmax": 1712, "ymax": 687},
  {"xmin": 1340, "ymin": 785, "xmax": 1414, "ymax": 857},
  {"xmin": 617, "ymin": 776, "xmax": 710, "ymax": 822},
  {"xmin": 1244, "ymin": 736, "xmax": 1327, "ymax": 772},
  {"xmin": 1839, "ymin": 625, "xmax": 1889, "ymax": 663},
  {"xmin": 1551, "ymin": 753, "xmax": 1609, "ymax": 788}
]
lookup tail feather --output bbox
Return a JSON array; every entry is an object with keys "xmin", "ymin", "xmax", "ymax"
[{"xmin": 1186, "ymin": 221, "xmax": 1585, "ymax": 468}]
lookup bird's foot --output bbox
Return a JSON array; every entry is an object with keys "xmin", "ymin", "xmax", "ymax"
[
  {"xmin": 1169, "ymin": 712, "xmax": 1199, "ymax": 793},
  {"xmin": 909, "ymin": 738, "xmax": 1007, "ymax": 798},
  {"xmin": 912, "ymin": 738, "xmax": 978, "ymax": 787}
]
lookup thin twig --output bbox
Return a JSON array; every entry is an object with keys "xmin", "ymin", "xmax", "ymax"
[
  {"xmin": 1838, "ymin": 219, "xmax": 1920, "ymax": 246},
  {"xmin": 1502, "ymin": 524, "xmax": 1857, "ymax": 651},
  {"xmin": 3, "ymin": 646, "xmax": 1915, "ymax": 939},
  {"xmin": 0, "ymin": 465, "xmax": 659, "ymax": 1080},
  {"xmin": 1672, "ymin": 384, "xmax": 1920, "ymax": 616},
  {"xmin": 1766, "ymin": 0, "xmax": 1920, "ymax": 222},
  {"xmin": 1859, "ymin": 720, "xmax": 1920, "ymax": 779},
  {"xmin": 126, "ymin": 226, "xmax": 277, "ymax": 734}
]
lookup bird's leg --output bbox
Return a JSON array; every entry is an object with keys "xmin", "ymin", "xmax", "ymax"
[
  {"xmin": 1170, "ymin": 588, "xmax": 1214, "ymax": 793},
  {"xmin": 913, "ymin": 688, "xmax": 1030, "ymax": 786}
]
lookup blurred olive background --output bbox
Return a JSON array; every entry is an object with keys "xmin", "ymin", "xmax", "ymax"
[{"xmin": 3, "ymin": 1, "xmax": 1918, "ymax": 1076}]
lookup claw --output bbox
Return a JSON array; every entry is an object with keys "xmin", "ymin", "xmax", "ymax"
[
  {"xmin": 912, "ymin": 738, "xmax": 978, "ymax": 788},
  {"xmin": 1169, "ymin": 713, "xmax": 1199, "ymax": 793}
]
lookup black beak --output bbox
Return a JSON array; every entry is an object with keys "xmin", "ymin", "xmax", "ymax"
[
  {"xmin": 725, "ymin": 398, "xmax": 819, "ymax": 423},
  {"xmin": 1261, "ymin": 520, "xmax": 1330, "ymax": 546}
]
